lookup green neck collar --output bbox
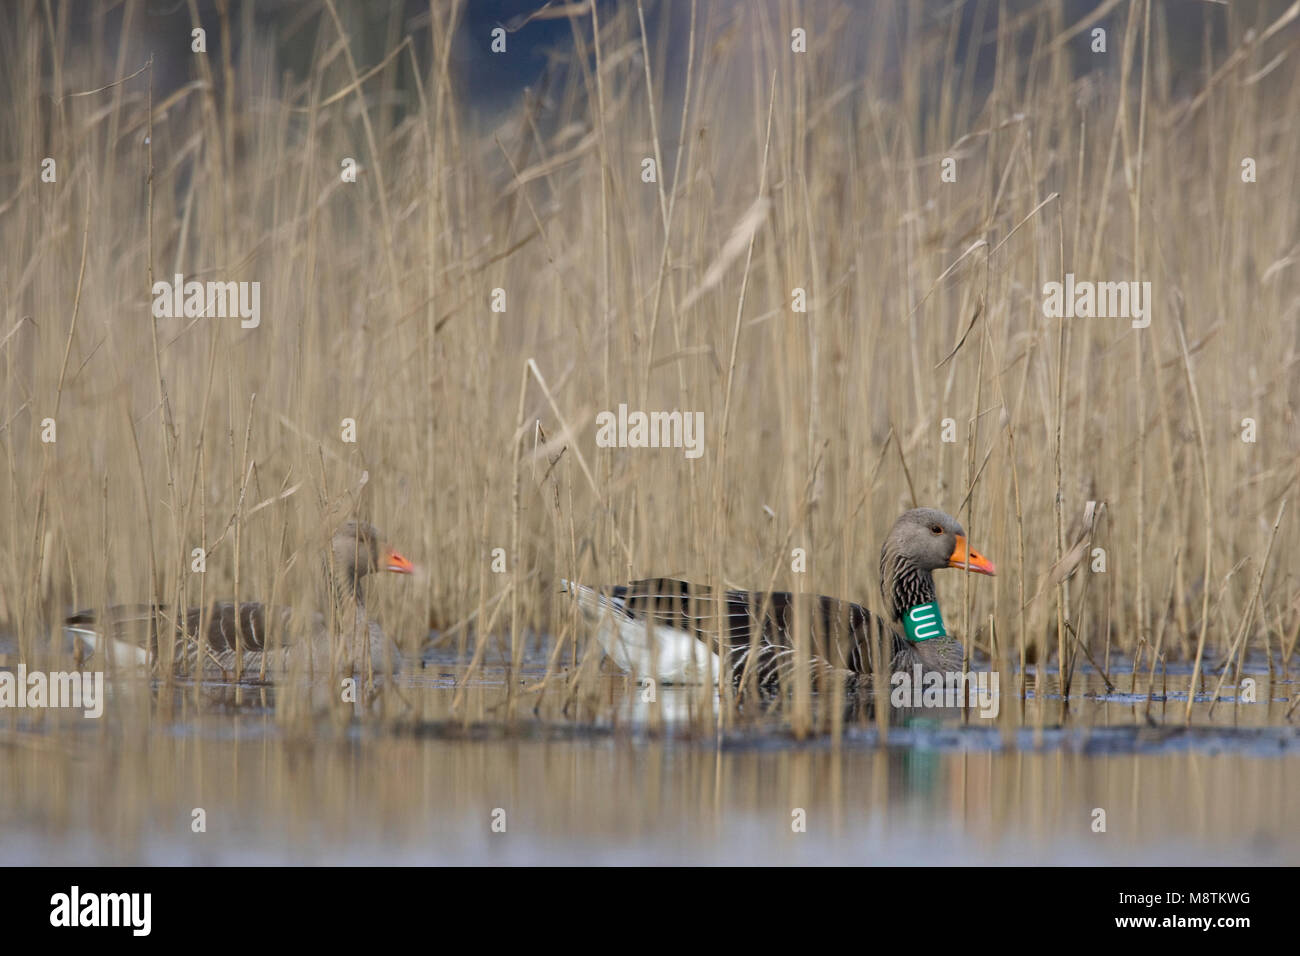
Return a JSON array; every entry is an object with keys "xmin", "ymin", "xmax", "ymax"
[{"xmin": 903, "ymin": 601, "xmax": 946, "ymax": 642}]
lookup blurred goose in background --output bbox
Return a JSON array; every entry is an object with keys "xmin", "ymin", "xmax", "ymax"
[
  {"xmin": 562, "ymin": 508, "xmax": 995, "ymax": 691},
  {"xmin": 65, "ymin": 521, "xmax": 414, "ymax": 679}
]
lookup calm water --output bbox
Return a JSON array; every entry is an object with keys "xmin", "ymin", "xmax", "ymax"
[{"xmin": 1, "ymin": 641, "xmax": 1297, "ymax": 865}]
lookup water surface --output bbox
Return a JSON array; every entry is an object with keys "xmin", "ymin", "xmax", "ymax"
[{"xmin": 2, "ymin": 642, "xmax": 1296, "ymax": 865}]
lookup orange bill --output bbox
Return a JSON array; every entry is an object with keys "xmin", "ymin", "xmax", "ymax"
[
  {"xmin": 948, "ymin": 535, "xmax": 996, "ymax": 576},
  {"xmin": 383, "ymin": 548, "xmax": 416, "ymax": 574}
]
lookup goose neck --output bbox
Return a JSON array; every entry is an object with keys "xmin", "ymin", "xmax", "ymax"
[{"xmin": 882, "ymin": 555, "xmax": 939, "ymax": 638}]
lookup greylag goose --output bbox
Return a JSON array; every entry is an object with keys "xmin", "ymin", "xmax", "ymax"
[
  {"xmin": 563, "ymin": 508, "xmax": 995, "ymax": 690},
  {"xmin": 65, "ymin": 521, "xmax": 414, "ymax": 678}
]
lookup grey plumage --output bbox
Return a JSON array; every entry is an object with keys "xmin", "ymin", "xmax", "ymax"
[
  {"xmin": 65, "ymin": 521, "xmax": 412, "ymax": 680},
  {"xmin": 567, "ymin": 507, "xmax": 992, "ymax": 698}
]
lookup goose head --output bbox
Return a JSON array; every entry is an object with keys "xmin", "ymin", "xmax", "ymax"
[{"xmin": 880, "ymin": 508, "xmax": 995, "ymax": 622}]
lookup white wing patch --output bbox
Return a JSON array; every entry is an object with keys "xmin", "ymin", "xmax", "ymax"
[
  {"xmin": 63, "ymin": 626, "xmax": 150, "ymax": 668},
  {"xmin": 561, "ymin": 580, "xmax": 719, "ymax": 684}
]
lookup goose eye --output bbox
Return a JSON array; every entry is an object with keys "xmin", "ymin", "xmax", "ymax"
[{"xmin": 930, "ymin": 524, "xmax": 943, "ymax": 534}]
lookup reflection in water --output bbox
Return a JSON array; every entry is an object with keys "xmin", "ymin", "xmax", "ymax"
[{"xmin": 1, "ymin": 654, "xmax": 1296, "ymax": 864}]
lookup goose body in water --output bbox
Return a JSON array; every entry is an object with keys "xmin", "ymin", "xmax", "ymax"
[
  {"xmin": 563, "ymin": 508, "xmax": 995, "ymax": 691},
  {"xmin": 65, "ymin": 521, "xmax": 414, "ymax": 679}
]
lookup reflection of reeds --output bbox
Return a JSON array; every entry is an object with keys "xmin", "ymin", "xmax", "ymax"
[
  {"xmin": 0, "ymin": 0, "xmax": 1296, "ymax": 738},
  {"xmin": 8, "ymin": 714, "xmax": 1300, "ymax": 863}
]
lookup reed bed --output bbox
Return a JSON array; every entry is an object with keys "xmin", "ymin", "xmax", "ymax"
[{"xmin": 1, "ymin": 0, "xmax": 1298, "ymax": 736}]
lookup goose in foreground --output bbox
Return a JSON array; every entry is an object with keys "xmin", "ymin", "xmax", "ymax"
[
  {"xmin": 562, "ymin": 508, "xmax": 995, "ymax": 691},
  {"xmin": 65, "ymin": 521, "xmax": 414, "ymax": 678}
]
